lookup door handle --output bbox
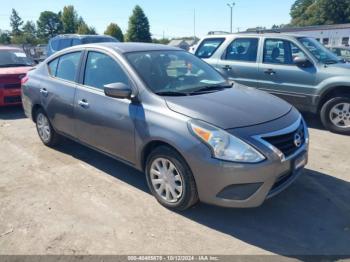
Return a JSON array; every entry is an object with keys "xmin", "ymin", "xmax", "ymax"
[
  {"xmin": 78, "ymin": 99, "xmax": 89, "ymax": 108},
  {"xmin": 264, "ymin": 69, "xmax": 276, "ymax": 75},
  {"xmin": 222, "ymin": 65, "xmax": 232, "ymax": 71},
  {"xmin": 40, "ymin": 88, "xmax": 48, "ymax": 96}
]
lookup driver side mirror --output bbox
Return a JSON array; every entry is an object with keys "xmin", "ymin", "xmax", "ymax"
[
  {"xmin": 293, "ymin": 56, "xmax": 313, "ymax": 68},
  {"xmin": 104, "ymin": 82, "xmax": 132, "ymax": 99}
]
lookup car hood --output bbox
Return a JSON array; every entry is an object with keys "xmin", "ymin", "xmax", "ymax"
[{"xmin": 164, "ymin": 84, "xmax": 292, "ymax": 129}]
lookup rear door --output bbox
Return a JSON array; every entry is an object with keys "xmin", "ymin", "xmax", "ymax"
[
  {"xmin": 43, "ymin": 51, "xmax": 82, "ymax": 137},
  {"xmin": 216, "ymin": 37, "xmax": 260, "ymax": 88},
  {"xmin": 257, "ymin": 38, "xmax": 317, "ymax": 108},
  {"xmin": 74, "ymin": 50, "xmax": 136, "ymax": 163}
]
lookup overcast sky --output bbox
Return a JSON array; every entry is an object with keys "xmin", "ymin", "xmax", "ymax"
[{"xmin": 0, "ymin": 0, "xmax": 295, "ymax": 38}]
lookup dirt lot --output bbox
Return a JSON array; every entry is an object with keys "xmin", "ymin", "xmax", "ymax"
[{"xmin": 0, "ymin": 106, "xmax": 349, "ymax": 257}]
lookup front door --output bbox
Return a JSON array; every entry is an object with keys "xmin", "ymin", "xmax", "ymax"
[
  {"xmin": 74, "ymin": 51, "xmax": 136, "ymax": 163},
  {"xmin": 216, "ymin": 37, "xmax": 260, "ymax": 88},
  {"xmin": 258, "ymin": 38, "xmax": 317, "ymax": 109}
]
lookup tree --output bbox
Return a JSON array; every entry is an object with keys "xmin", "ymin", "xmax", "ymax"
[
  {"xmin": 290, "ymin": 0, "xmax": 350, "ymax": 26},
  {"xmin": 0, "ymin": 30, "xmax": 11, "ymax": 44},
  {"xmin": 10, "ymin": 9, "xmax": 23, "ymax": 36},
  {"xmin": 20, "ymin": 21, "xmax": 38, "ymax": 44},
  {"xmin": 37, "ymin": 11, "xmax": 63, "ymax": 41},
  {"xmin": 104, "ymin": 23, "xmax": 124, "ymax": 42},
  {"xmin": 61, "ymin": 5, "xmax": 79, "ymax": 34},
  {"xmin": 77, "ymin": 20, "xmax": 96, "ymax": 35},
  {"xmin": 126, "ymin": 5, "xmax": 152, "ymax": 42}
]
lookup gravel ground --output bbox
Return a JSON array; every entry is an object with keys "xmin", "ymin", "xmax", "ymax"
[{"xmin": 0, "ymin": 106, "xmax": 349, "ymax": 257}]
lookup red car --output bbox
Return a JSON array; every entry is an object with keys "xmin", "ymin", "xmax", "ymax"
[{"xmin": 0, "ymin": 46, "xmax": 35, "ymax": 106}]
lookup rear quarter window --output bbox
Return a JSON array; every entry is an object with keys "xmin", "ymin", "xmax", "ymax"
[{"xmin": 195, "ymin": 38, "xmax": 225, "ymax": 59}]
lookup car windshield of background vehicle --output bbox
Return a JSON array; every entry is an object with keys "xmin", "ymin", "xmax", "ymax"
[
  {"xmin": 195, "ymin": 38, "xmax": 225, "ymax": 59},
  {"xmin": 298, "ymin": 37, "xmax": 341, "ymax": 64},
  {"xmin": 126, "ymin": 50, "xmax": 229, "ymax": 96},
  {"xmin": 0, "ymin": 50, "xmax": 35, "ymax": 67}
]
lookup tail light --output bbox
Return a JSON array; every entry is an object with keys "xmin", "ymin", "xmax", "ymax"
[{"xmin": 21, "ymin": 75, "xmax": 29, "ymax": 85}]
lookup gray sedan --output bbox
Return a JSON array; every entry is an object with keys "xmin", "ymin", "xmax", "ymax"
[{"xmin": 21, "ymin": 43, "xmax": 309, "ymax": 210}]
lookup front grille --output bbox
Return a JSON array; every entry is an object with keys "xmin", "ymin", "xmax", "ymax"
[
  {"xmin": 4, "ymin": 83, "xmax": 21, "ymax": 89},
  {"xmin": 262, "ymin": 122, "xmax": 305, "ymax": 158},
  {"xmin": 4, "ymin": 96, "xmax": 22, "ymax": 104}
]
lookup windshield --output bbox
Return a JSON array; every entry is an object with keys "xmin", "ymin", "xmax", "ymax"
[
  {"xmin": 0, "ymin": 50, "xmax": 34, "ymax": 67},
  {"xmin": 125, "ymin": 50, "xmax": 228, "ymax": 96},
  {"xmin": 298, "ymin": 37, "xmax": 340, "ymax": 64}
]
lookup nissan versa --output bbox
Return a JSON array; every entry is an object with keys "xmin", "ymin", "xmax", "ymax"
[{"xmin": 22, "ymin": 43, "xmax": 309, "ymax": 210}]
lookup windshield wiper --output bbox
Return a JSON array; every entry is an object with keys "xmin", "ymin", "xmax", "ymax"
[
  {"xmin": 190, "ymin": 83, "xmax": 233, "ymax": 94},
  {"xmin": 155, "ymin": 91, "xmax": 189, "ymax": 96}
]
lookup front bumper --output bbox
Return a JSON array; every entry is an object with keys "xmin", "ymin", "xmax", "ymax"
[{"xmin": 186, "ymin": 111, "xmax": 309, "ymax": 208}]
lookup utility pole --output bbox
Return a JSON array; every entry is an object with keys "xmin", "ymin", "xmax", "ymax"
[
  {"xmin": 227, "ymin": 2, "xmax": 235, "ymax": 33},
  {"xmin": 193, "ymin": 8, "xmax": 196, "ymax": 42}
]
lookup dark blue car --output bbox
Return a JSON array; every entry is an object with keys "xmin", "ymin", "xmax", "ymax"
[{"xmin": 47, "ymin": 34, "xmax": 118, "ymax": 57}]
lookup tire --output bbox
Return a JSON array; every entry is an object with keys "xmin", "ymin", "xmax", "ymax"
[
  {"xmin": 320, "ymin": 97, "xmax": 350, "ymax": 135},
  {"xmin": 35, "ymin": 108, "xmax": 60, "ymax": 147},
  {"xmin": 145, "ymin": 146, "xmax": 199, "ymax": 211}
]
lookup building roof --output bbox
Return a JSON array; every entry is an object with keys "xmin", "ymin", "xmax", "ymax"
[
  {"xmin": 256, "ymin": 23, "xmax": 350, "ymax": 33},
  {"xmin": 168, "ymin": 39, "xmax": 188, "ymax": 46}
]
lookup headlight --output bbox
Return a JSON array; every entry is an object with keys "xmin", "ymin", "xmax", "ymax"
[{"xmin": 188, "ymin": 120, "xmax": 266, "ymax": 163}]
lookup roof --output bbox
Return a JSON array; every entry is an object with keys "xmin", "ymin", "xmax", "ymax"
[
  {"xmin": 202, "ymin": 32, "xmax": 305, "ymax": 39},
  {"xmin": 65, "ymin": 42, "xmax": 181, "ymax": 54},
  {"xmin": 51, "ymin": 34, "xmax": 115, "ymax": 39},
  {"xmin": 279, "ymin": 23, "xmax": 350, "ymax": 33},
  {"xmin": 168, "ymin": 39, "xmax": 188, "ymax": 46}
]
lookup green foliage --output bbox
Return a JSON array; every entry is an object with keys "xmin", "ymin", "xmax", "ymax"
[
  {"xmin": 290, "ymin": 0, "xmax": 350, "ymax": 26},
  {"xmin": 0, "ymin": 30, "xmax": 11, "ymax": 44},
  {"xmin": 104, "ymin": 23, "xmax": 124, "ymax": 42},
  {"xmin": 10, "ymin": 9, "xmax": 23, "ymax": 36},
  {"xmin": 20, "ymin": 21, "xmax": 38, "ymax": 44},
  {"xmin": 152, "ymin": 38, "xmax": 170, "ymax": 45},
  {"xmin": 126, "ymin": 5, "xmax": 152, "ymax": 42},
  {"xmin": 37, "ymin": 11, "xmax": 63, "ymax": 41},
  {"xmin": 61, "ymin": 5, "xmax": 79, "ymax": 34},
  {"xmin": 77, "ymin": 20, "xmax": 97, "ymax": 35}
]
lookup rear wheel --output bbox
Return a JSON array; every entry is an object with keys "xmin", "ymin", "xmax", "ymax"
[
  {"xmin": 145, "ymin": 146, "xmax": 198, "ymax": 211},
  {"xmin": 320, "ymin": 97, "xmax": 350, "ymax": 135},
  {"xmin": 35, "ymin": 109, "xmax": 60, "ymax": 146}
]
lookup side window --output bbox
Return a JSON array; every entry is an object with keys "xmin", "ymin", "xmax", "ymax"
[
  {"xmin": 58, "ymin": 39, "xmax": 72, "ymax": 51},
  {"xmin": 56, "ymin": 52, "xmax": 82, "ymax": 82},
  {"xmin": 263, "ymin": 39, "xmax": 307, "ymax": 65},
  {"xmin": 48, "ymin": 58, "xmax": 59, "ymax": 76},
  {"xmin": 195, "ymin": 38, "xmax": 225, "ymax": 59},
  {"xmin": 50, "ymin": 39, "xmax": 59, "ymax": 52},
  {"xmin": 84, "ymin": 52, "xmax": 129, "ymax": 90},
  {"xmin": 225, "ymin": 38, "xmax": 259, "ymax": 62}
]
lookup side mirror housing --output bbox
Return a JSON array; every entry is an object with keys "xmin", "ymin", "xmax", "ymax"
[
  {"xmin": 104, "ymin": 82, "xmax": 132, "ymax": 99},
  {"xmin": 293, "ymin": 56, "xmax": 313, "ymax": 68}
]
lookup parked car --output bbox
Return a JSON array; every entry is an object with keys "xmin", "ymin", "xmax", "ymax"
[
  {"xmin": 0, "ymin": 46, "xmax": 35, "ymax": 107},
  {"xmin": 22, "ymin": 43, "xmax": 309, "ymax": 210},
  {"xmin": 329, "ymin": 46, "xmax": 350, "ymax": 62},
  {"xmin": 195, "ymin": 33, "xmax": 350, "ymax": 134},
  {"xmin": 47, "ymin": 34, "xmax": 118, "ymax": 57}
]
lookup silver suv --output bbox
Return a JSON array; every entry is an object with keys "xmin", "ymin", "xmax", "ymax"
[{"xmin": 195, "ymin": 33, "xmax": 350, "ymax": 135}]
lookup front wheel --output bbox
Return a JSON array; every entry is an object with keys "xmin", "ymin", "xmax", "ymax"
[
  {"xmin": 145, "ymin": 146, "xmax": 198, "ymax": 211},
  {"xmin": 320, "ymin": 97, "xmax": 350, "ymax": 135}
]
